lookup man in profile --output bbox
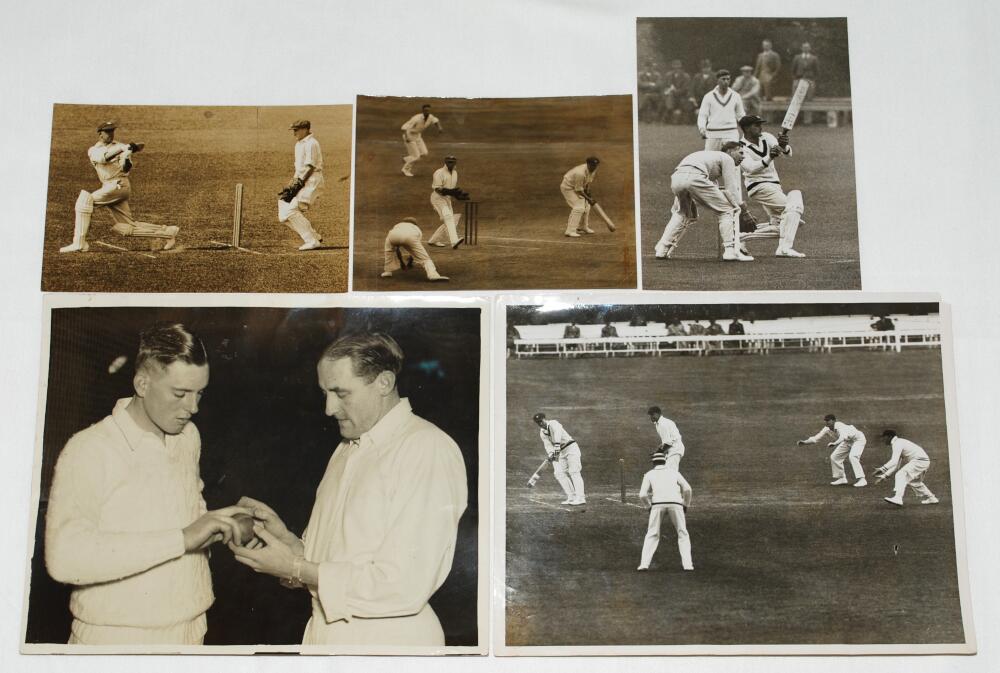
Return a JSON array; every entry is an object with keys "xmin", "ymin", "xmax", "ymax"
[
  {"xmin": 232, "ymin": 333, "xmax": 468, "ymax": 646},
  {"xmin": 45, "ymin": 322, "xmax": 250, "ymax": 645}
]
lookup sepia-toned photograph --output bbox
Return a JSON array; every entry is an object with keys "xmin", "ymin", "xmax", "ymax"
[
  {"xmin": 22, "ymin": 296, "xmax": 488, "ymax": 654},
  {"xmin": 351, "ymin": 95, "xmax": 637, "ymax": 291},
  {"xmin": 637, "ymin": 18, "xmax": 861, "ymax": 290},
  {"xmin": 40, "ymin": 104, "xmax": 352, "ymax": 293},
  {"xmin": 498, "ymin": 295, "xmax": 973, "ymax": 654}
]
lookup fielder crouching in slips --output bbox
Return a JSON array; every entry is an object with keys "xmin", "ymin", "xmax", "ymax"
[
  {"xmin": 637, "ymin": 452, "xmax": 693, "ymax": 571},
  {"xmin": 380, "ymin": 217, "xmax": 449, "ymax": 281},
  {"xmin": 427, "ymin": 155, "xmax": 464, "ymax": 249},
  {"xmin": 230, "ymin": 333, "xmax": 467, "ymax": 646},
  {"xmin": 278, "ymin": 119, "xmax": 326, "ymax": 251},
  {"xmin": 60, "ymin": 120, "xmax": 179, "ymax": 253},
  {"xmin": 874, "ymin": 430, "xmax": 939, "ymax": 506},
  {"xmin": 798, "ymin": 413, "xmax": 867, "ymax": 487},
  {"xmin": 653, "ymin": 142, "xmax": 754, "ymax": 262}
]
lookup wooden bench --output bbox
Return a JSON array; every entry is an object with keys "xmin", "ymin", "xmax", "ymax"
[{"xmin": 759, "ymin": 97, "xmax": 852, "ymax": 127}]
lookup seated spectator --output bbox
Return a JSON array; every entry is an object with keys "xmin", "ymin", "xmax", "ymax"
[
  {"xmin": 563, "ymin": 321, "xmax": 582, "ymax": 351},
  {"xmin": 601, "ymin": 321, "xmax": 619, "ymax": 338},
  {"xmin": 706, "ymin": 319, "xmax": 724, "ymax": 335},
  {"xmin": 629, "ymin": 314, "xmax": 648, "ymax": 327},
  {"xmin": 728, "ymin": 318, "xmax": 746, "ymax": 335},
  {"xmin": 667, "ymin": 318, "xmax": 688, "ymax": 337},
  {"xmin": 688, "ymin": 321, "xmax": 707, "ymax": 335},
  {"xmin": 871, "ymin": 315, "xmax": 896, "ymax": 331}
]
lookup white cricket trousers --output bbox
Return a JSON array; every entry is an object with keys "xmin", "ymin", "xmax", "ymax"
[
  {"xmin": 639, "ymin": 503, "xmax": 692, "ymax": 570},
  {"xmin": 892, "ymin": 459, "xmax": 935, "ymax": 502},
  {"xmin": 830, "ymin": 437, "xmax": 866, "ymax": 480}
]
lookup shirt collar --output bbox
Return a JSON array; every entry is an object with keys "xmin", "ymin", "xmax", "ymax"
[
  {"xmin": 111, "ymin": 397, "xmax": 167, "ymax": 450},
  {"xmin": 359, "ymin": 397, "xmax": 413, "ymax": 449}
]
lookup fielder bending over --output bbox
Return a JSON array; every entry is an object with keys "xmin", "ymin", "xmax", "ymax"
[
  {"xmin": 380, "ymin": 217, "xmax": 449, "ymax": 281},
  {"xmin": 401, "ymin": 104, "xmax": 442, "ymax": 177},
  {"xmin": 533, "ymin": 412, "xmax": 585, "ymax": 505},
  {"xmin": 638, "ymin": 452, "xmax": 693, "ymax": 571},
  {"xmin": 647, "ymin": 406, "xmax": 685, "ymax": 470},
  {"xmin": 874, "ymin": 430, "xmax": 939, "ymax": 506},
  {"xmin": 798, "ymin": 413, "xmax": 867, "ymax": 487},
  {"xmin": 653, "ymin": 143, "xmax": 754, "ymax": 262},
  {"xmin": 60, "ymin": 120, "xmax": 178, "ymax": 253}
]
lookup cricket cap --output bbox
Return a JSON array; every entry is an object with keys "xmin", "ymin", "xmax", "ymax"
[
  {"xmin": 96, "ymin": 120, "xmax": 118, "ymax": 132},
  {"xmin": 739, "ymin": 114, "xmax": 767, "ymax": 128},
  {"xmin": 651, "ymin": 452, "xmax": 667, "ymax": 464},
  {"xmin": 532, "ymin": 412, "xmax": 546, "ymax": 423},
  {"xmin": 289, "ymin": 119, "xmax": 311, "ymax": 130}
]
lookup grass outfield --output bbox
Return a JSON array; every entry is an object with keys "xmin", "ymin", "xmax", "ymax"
[
  {"xmin": 40, "ymin": 105, "xmax": 352, "ymax": 293},
  {"xmin": 639, "ymin": 123, "xmax": 861, "ymax": 291},
  {"xmin": 352, "ymin": 96, "xmax": 637, "ymax": 291},
  {"xmin": 505, "ymin": 349, "xmax": 964, "ymax": 646}
]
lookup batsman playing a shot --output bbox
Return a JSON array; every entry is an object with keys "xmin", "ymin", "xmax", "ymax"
[
  {"xmin": 653, "ymin": 142, "xmax": 754, "ymax": 262},
  {"xmin": 637, "ymin": 452, "xmax": 693, "ymax": 571},
  {"xmin": 560, "ymin": 157, "xmax": 600, "ymax": 238},
  {"xmin": 533, "ymin": 412, "xmax": 585, "ymax": 505},
  {"xmin": 59, "ymin": 120, "xmax": 179, "ymax": 253},
  {"xmin": 738, "ymin": 115, "xmax": 806, "ymax": 257},
  {"xmin": 278, "ymin": 120, "xmax": 325, "ymax": 251}
]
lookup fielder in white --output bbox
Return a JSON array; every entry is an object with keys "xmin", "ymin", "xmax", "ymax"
[
  {"xmin": 533, "ymin": 412, "xmax": 585, "ymax": 505},
  {"xmin": 798, "ymin": 414, "xmax": 867, "ymax": 487},
  {"xmin": 647, "ymin": 406, "xmax": 685, "ymax": 470},
  {"xmin": 637, "ymin": 452, "xmax": 693, "ymax": 571},
  {"xmin": 401, "ymin": 104, "xmax": 442, "ymax": 177},
  {"xmin": 560, "ymin": 157, "xmax": 600, "ymax": 238},
  {"xmin": 873, "ymin": 430, "xmax": 939, "ymax": 506},
  {"xmin": 59, "ymin": 120, "xmax": 179, "ymax": 253},
  {"xmin": 427, "ymin": 156, "xmax": 464, "ymax": 249},
  {"xmin": 380, "ymin": 217, "xmax": 449, "ymax": 281},
  {"xmin": 697, "ymin": 69, "xmax": 746, "ymax": 151},
  {"xmin": 653, "ymin": 143, "xmax": 754, "ymax": 262},
  {"xmin": 278, "ymin": 120, "xmax": 325, "ymax": 251},
  {"xmin": 738, "ymin": 115, "xmax": 805, "ymax": 258}
]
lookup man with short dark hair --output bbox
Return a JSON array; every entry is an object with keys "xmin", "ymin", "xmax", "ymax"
[
  {"xmin": 874, "ymin": 430, "xmax": 939, "ymax": 506},
  {"xmin": 647, "ymin": 406, "xmax": 685, "ymax": 470},
  {"xmin": 533, "ymin": 412, "xmax": 585, "ymax": 505},
  {"xmin": 232, "ymin": 332, "xmax": 468, "ymax": 646},
  {"xmin": 401, "ymin": 104, "xmax": 443, "ymax": 177},
  {"xmin": 697, "ymin": 69, "xmax": 746, "ymax": 151},
  {"xmin": 798, "ymin": 414, "xmax": 867, "ymax": 487},
  {"xmin": 45, "ymin": 322, "xmax": 250, "ymax": 645}
]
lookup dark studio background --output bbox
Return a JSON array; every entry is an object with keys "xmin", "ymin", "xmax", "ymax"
[{"xmin": 24, "ymin": 305, "xmax": 482, "ymax": 646}]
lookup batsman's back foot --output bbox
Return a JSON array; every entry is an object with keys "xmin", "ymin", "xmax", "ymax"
[
  {"xmin": 775, "ymin": 248, "xmax": 806, "ymax": 258},
  {"xmin": 428, "ymin": 275, "xmax": 450, "ymax": 282},
  {"xmin": 163, "ymin": 226, "xmax": 180, "ymax": 250},
  {"xmin": 59, "ymin": 241, "xmax": 89, "ymax": 253},
  {"xmin": 722, "ymin": 248, "xmax": 754, "ymax": 262}
]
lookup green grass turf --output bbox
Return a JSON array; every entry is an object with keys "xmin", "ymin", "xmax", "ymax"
[
  {"xmin": 505, "ymin": 349, "xmax": 965, "ymax": 646},
  {"xmin": 352, "ymin": 96, "xmax": 637, "ymax": 291},
  {"xmin": 40, "ymin": 105, "xmax": 352, "ymax": 293},
  {"xmin": 639, "ymin": 123, "xmax": 862, "ymax": 290}
]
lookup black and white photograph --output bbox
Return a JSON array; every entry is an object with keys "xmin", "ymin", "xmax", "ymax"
[
  {"xmin": 498, "ymin": 294, "xmax": 973, "ymax": 654},
  {"xmin": 21, "ymin": 296, "xmax": 488, "ymax": 654},
  {"xmin": 40, "ymin": 104, "xmax": 352, "ymax": 293},
  {"xmin": 352, "ymin": 95, "xmax": 637, "ymax": 291},
  {"xmin": 637, "ymin": 18, "xmax": 861, "ymax": 290}
]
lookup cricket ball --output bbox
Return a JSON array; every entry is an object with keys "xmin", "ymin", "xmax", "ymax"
[{"xmin": 233, "ymin": 513, "xmax": 256, "ymax": 546}]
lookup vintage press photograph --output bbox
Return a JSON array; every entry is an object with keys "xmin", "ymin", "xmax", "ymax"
[
  {"xmin": 637, "ymin": 18, "xmax": 861, "ymax": 290},
  {"xmin": 40, "ymin": 104, "xmax": 352, "ymax": 293},
  {"xmin": 499, "ymin": 296, "xmax": 973, "ymax": 654},
  {"xmin": 22, "ymin": 298, "xmax": 487, "ymax": 654},
  {"xmin": 352, "ymin": 95, "xmax": 637, "ymax": 291}
]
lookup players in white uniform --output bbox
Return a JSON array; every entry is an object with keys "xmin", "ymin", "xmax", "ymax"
[
  {"xmin": 798, "ymin": 414, "xmax": 867, "ymax": 487},
  {"xmin": 647, "ymin": 406, "xmax": 685, "ymax": 470},
  {"xmin": 278, "ymin": 120, "xmax": 325, "ymax": 251},
  {"xmin": 427, "ymin": 156, "xmax": 464, "ymax": 249},
  {"xmin": 560, "ymin": 157, "xmax": 600, "ymax": 237},
  {"xmin": 653, "ymin": 143, "xmax": 754, "ymax": 262},
  {"xmin": 637, "ymin": 452, "xmax": 693, "ymax": 571},
  {"xmin": 59, "ymin": 120, "xmax": 179, "ymax": 253},
  {"xmin": 533, "ymin": 412, "xmax": 585, "ymax": 505},
  {"xmin": 874, "ymin": 430, "xmax": 939, "ymax": 506},
  {"xmin": 380, "ymin": 217, "xmax": 449, "ymax": 282},
  {"xmin": 401, "ymin": 104, "xmax": 443, "ymax": 177},
  {"xmin": 697, "ymin": 70, "xmax": 746, "ymax": 151},
  {"xmin": 738, "ymin": 115, "xmax": 805, "ymax": 258}
]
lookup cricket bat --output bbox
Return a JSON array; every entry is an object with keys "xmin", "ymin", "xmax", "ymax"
[
  {"xmin": 526, "ymin": 458, "xmax": 550, "ymax": 487},
  {"xmin": 782, "ymin": 79, "xmax": 811, "ymax": 131},
  {"xmin": 592, "ymin": 202, "xmax": 616, "ymax": 232}
]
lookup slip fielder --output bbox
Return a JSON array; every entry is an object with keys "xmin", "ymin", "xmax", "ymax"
[
  {"xmin": 380, "ymin": 217, "xmax": 449, "ymax": 281},
  {"xmin": 59, "ymin": 120, "xmax": 179, "ymax": 253},
  {"xmin": 401, "ymin": 104, "xmax": 443, "ymax": 177},
  {"xmin": 798, "ymin": 413, "xmax": 867, "ymax": 487},
  {"xmin": 873, "ymin": 430, "xmax": 939, "ymax": 506}
]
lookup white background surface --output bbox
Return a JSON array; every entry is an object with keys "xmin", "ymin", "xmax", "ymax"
[{"xmin": 1, "ymin": 0, "xmax": 997, "ymax": 671}]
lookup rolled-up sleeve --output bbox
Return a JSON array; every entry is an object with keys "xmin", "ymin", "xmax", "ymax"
[
  {"xmin": 45, "ymin": 436, "xmax": 185, "ymax": 585},
  {"xmin": 315, "ymin": 437, "xmax": 467, "ymax": 622}
]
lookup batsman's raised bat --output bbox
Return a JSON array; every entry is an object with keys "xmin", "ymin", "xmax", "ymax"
[
  {"xmin": 782, "ymin": 79, "xmax": 811, "ymax": 131},
  {"xmin": 593, "ymin": 202, "xmax": 616, "ymax": 231},
  {"xmin": 527, "ymin": 458, "xmax": 550, "ymax": 487}
]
